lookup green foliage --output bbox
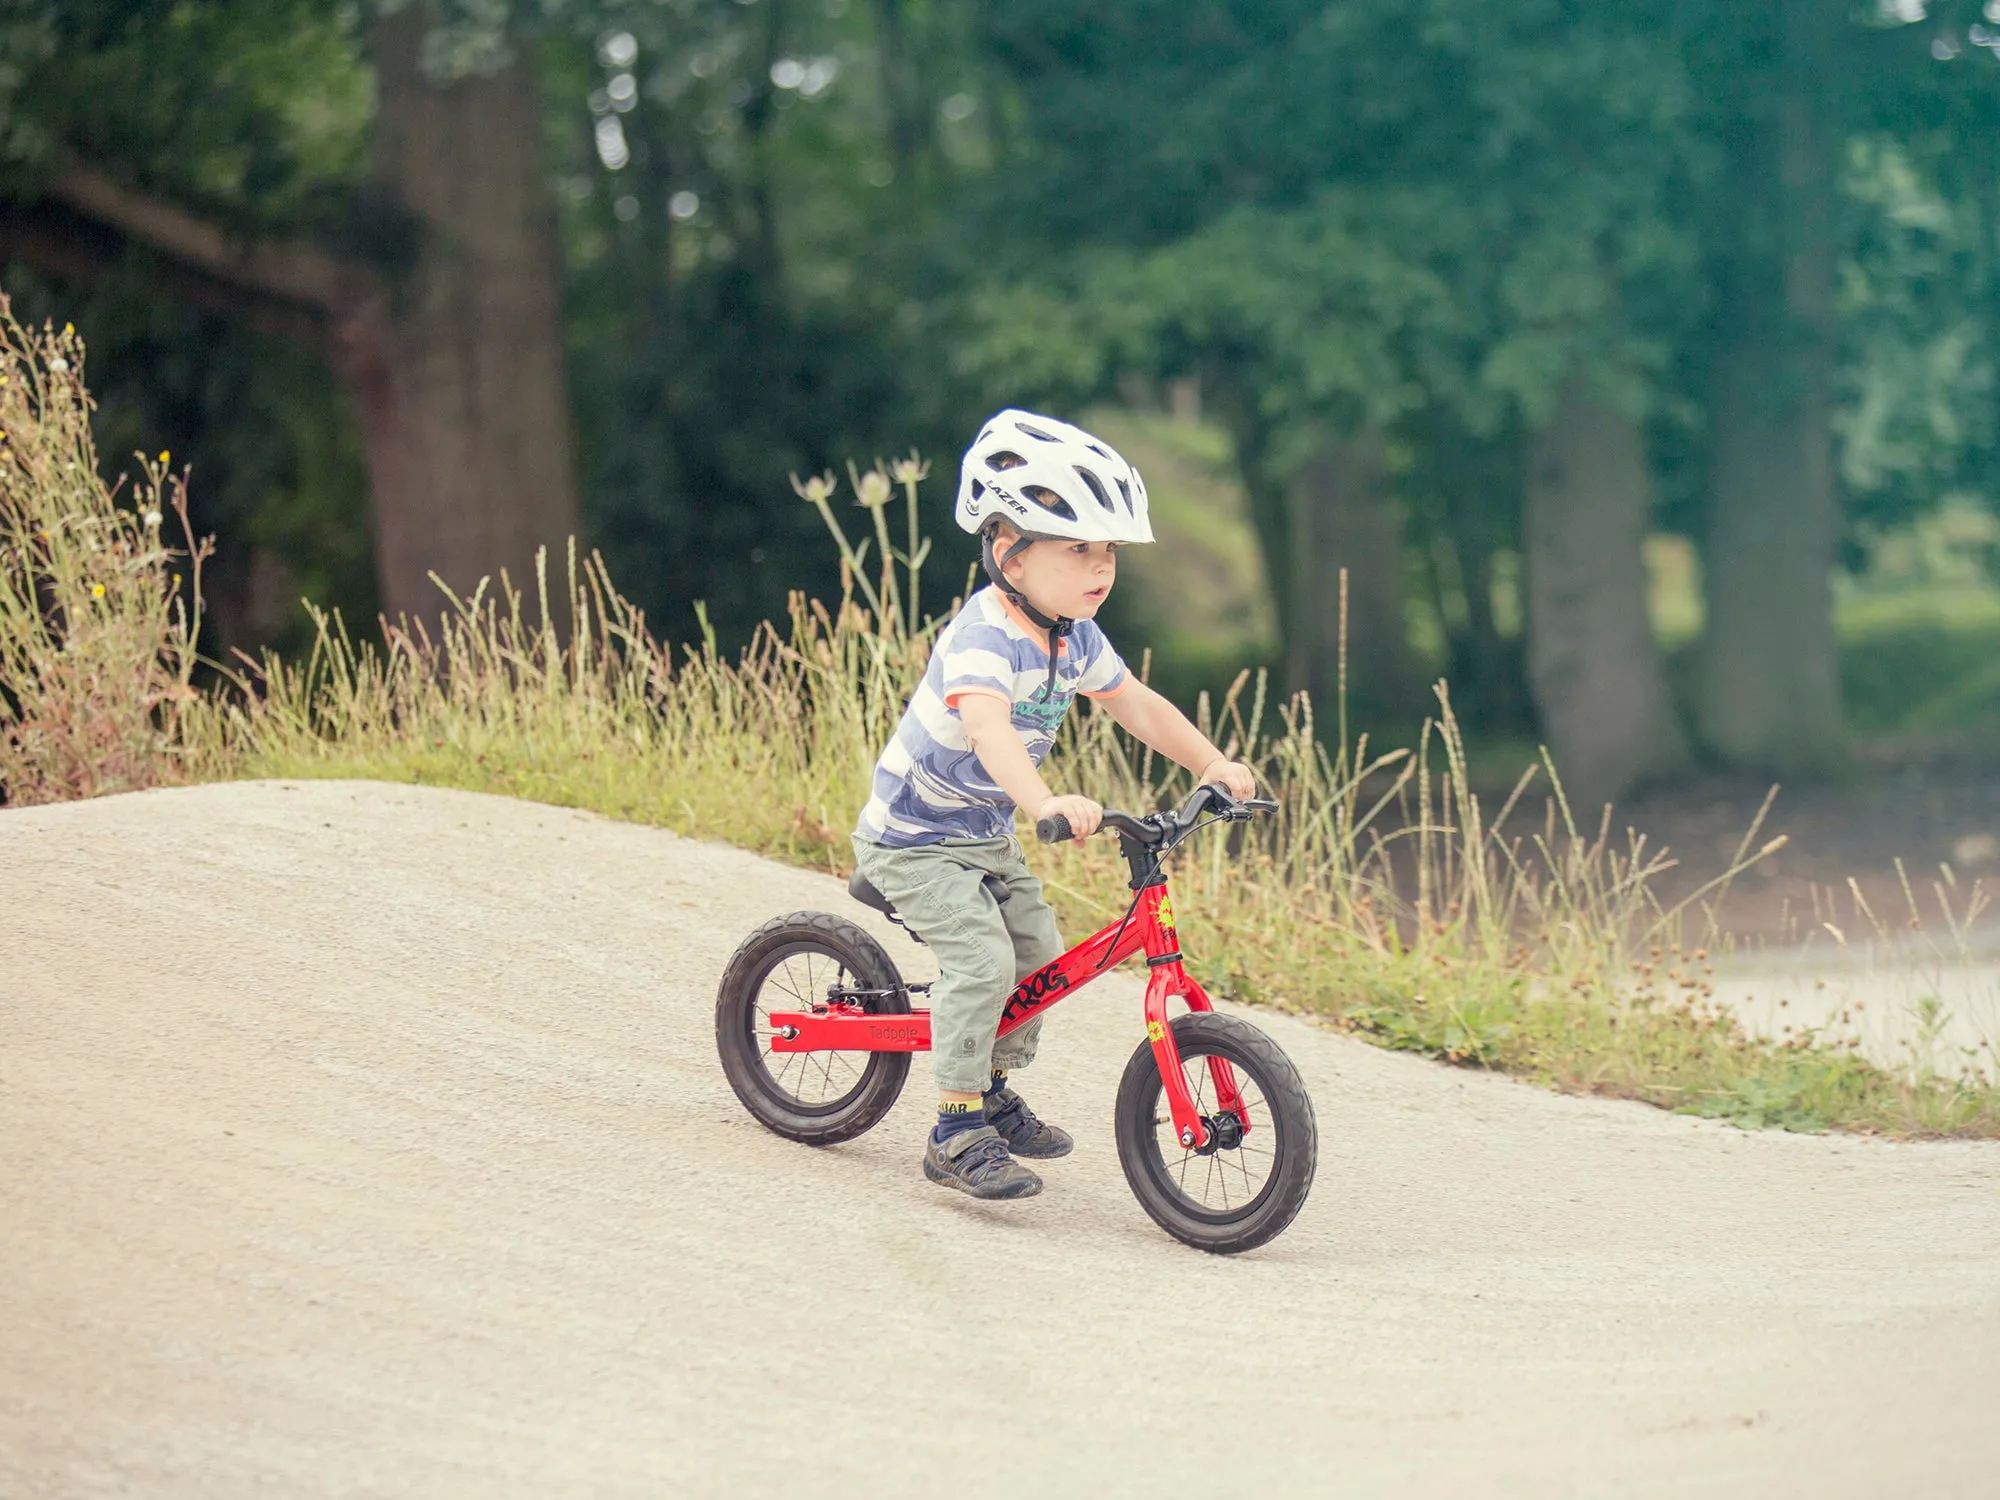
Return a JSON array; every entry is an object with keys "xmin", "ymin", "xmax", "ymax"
[
  {"xmin": 11, "ymin": 0, "xmax": 2000, "ymax": 761},
  {"xmin": 18, "ymin": 0, "xmax": 369, "ymax": 229},
  {"xmin": 0, "ymin": 3, "xmax": 376, "ymax": 659},
  {"xmin": 0, "ymin": 304, "xmax": 204, "ymax": 804},
  {"xmin": 545, "ymin": 0, "xmax": 996, "ymax": 649}
]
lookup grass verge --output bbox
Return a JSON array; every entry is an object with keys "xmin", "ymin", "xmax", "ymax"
[{"xmin": 6, "ymin": 315, "xmax": 1998, "ymax": 1137}]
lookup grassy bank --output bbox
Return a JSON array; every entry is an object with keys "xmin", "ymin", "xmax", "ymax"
[{"xmin": 6, "ymin": 307, "xmax": 1998, "ymax": 1137}]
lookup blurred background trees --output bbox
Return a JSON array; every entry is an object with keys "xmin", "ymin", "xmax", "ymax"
[{"xmin": 3, "ymin": 0, "xmax": 1999, "ymax": 804}]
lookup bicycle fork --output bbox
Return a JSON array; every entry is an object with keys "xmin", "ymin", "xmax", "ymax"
[{"xmin": 1144, "ymin": 964, "xmax": 1248, "ymax": 1152}]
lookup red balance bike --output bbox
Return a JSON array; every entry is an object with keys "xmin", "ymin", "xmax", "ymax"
[{"xmin": 714, "ymin": 785, "xmax": 1317, "ymax": 1253}]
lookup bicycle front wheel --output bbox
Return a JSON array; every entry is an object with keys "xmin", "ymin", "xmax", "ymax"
[{"xmin": 1114, "ymin": 1011, "xmax": 1317, "ymax": 1254}]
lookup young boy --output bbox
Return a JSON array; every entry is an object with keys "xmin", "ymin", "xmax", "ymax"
[{"xmin": 851, "ymin": 409, "xmax": 1257, "ymax": 1201}]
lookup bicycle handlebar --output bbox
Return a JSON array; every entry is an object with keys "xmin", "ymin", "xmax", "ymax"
[{"xmin": 1034, "ymin": 784, "xmax": 1279, "ymax": 846}]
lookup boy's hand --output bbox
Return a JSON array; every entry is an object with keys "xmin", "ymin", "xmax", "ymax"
[
  {"xmin": 1200, "ymin": 757, "xmax": 1258, "ymax": 803},
  {"xmin": 1036, "ymin": 794, "xmax": 1103, "ymax": 843}
]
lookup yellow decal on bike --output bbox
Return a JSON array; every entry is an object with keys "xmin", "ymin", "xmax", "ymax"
[
  {"xmin": 1146, "ymin": 1019, "xmax": 1166, "ymax": 1042},
  {"xmin": 1156, "ymin": 894, "xmax": 1176, "ymax": 932}
]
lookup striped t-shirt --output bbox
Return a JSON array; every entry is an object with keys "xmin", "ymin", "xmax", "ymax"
[{"xmin": 856, "ymin": 586, "xmax": 1130, "ymax": 847}]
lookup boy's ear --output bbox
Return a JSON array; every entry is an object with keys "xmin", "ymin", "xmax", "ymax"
[
  {"xmin": 999, "ymin": 533, "xmax": 1034, "ymax": 581},
  {"xmin": 990, "ymin": 522, "xmax": 1024, "ymax": 574}
]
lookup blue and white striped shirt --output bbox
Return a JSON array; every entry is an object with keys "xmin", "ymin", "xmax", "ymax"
[{"xmin": 856, "ymin": 587, "xmax": 1130, "ymax": 847}]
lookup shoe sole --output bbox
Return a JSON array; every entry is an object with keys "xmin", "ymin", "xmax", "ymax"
[
  {"xmin": 922, "ymin": 1155, "xmax": 1043, "ymax": 1200},
  {"xmin": 1003, "ymin": 1136, "xmax": 1074, "ymax": 1160}
]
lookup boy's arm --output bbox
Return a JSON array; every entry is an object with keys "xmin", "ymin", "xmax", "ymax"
[
  {"xmin": 1100, "ymin": 680, "xmax": 1257, "ymax": 800},
  {"xmin": 957, "ymin": 695, "xmax": 1103, "ymax": 840}
]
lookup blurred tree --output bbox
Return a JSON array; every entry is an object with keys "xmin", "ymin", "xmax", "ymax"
[
  {"xmin": 1837, "ymin": 3, "xmax": 2000, "ymax": 551},
  {"xmin": 0, "ymin": 0, "xmax": 378, "ymax": 650},
  {"xmin": 543, "ymin": 0, "xmax": 990, "ymax": 643},
  {"xmin": 0, "ymin": 0, "xmax": 578, "ymax": 627},
  {"xmin": 1680, "ymin": 0, "xmax": 1851, "ymax": 773},
  {"xmin": 976, "ymin": 0, "xmax": 1695, "ymax": 801}
]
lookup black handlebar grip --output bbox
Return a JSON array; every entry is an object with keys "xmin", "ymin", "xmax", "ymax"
[{"xmin": 1036, "ymin": 813, "xmax": 1074, "ymax": 844}]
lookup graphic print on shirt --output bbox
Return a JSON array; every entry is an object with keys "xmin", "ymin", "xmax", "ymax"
[
  {"xmin": 1013, "ymin": 679, "xmax": 1076, "ymax": 735},
  {"xmin": 855, "ymin": 587, "xmax": 1130, "ymax": 848}
]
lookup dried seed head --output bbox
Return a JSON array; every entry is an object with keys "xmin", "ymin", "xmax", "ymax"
[
  {"xmin": 790, "ymin": 470, "xmax": 838, "ymax": 506},
  {"xmin": 853, "ymin": 468, "xmax": 893, "ymax": 509}
]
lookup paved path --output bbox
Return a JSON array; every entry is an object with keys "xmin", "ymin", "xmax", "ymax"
[{"xmin": 4, "ymin": 781, "xmax": 1998, "ymax": 1498}]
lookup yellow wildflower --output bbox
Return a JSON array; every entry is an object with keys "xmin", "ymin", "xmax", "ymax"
[{"xmin": 91, "ymin": 582, "xmax": 105, "ymax": 599}]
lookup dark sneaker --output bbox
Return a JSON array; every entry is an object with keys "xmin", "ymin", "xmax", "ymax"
[
  {"xmin": 923, "ymin": 1125, "xmax": 1043, "ymax": 1200},
  {"xmin": 984, "ymin": 1084, "xmax": 1074, "ymax": 1160}
]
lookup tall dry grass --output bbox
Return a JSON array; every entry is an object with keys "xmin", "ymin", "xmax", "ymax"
[
  {"xmin": 6, "ymin": 313, "xmax": 1995, "ymax": 1135},
  {"xmin": 189, "ymin": 463, "xmax": 1998, "ymax": 1136},
  {"xmin": 0, "ymin": 302, "xmax": 206, "ymax": 805}
]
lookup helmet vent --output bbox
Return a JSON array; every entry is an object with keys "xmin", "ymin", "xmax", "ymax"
[
  {"xmin": 1087, "ymin": 442, "xmax": 1112, "ymax": 458},
  {"xmin": 1022, "ymin": 484, "xmax": 1078, "ymax": 521},
  {"xmin": 970, "ymin": 478, "xmax": 986, "ymax": 499},
  {"xmin": 1114, "ymin": 477, "xmax": 1133, "ymax": 514},
  {"xmin": 986, "ymin": 450, "xmax": 1028, "ymax": 472},
  {"xmin": 1074, "ymin": 466, "xmax": 1116, "ymax": 515},
  {"xmin": 1013, "ymin": 421, "xmax": 1060, "ymax": 442}
]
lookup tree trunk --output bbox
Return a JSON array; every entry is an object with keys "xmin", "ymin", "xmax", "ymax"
[
  {"xmin": 1284, "ymin": 426, "xmax": 1420, "ymax": 728},
  {"xmin": 1524, "ymin": 377, "xmax": 1689, "ymax": 810},
  {"xmin": 1413, "ymin": 417, "xmax": 1531, "ymax": 735},
  {"xmin": 1696, "ymin": 0, "xmax": 1843, "ymax": 771},
  {"xmin": 357, "ymin": 10, "xmax": 580, "ymax": 624}
]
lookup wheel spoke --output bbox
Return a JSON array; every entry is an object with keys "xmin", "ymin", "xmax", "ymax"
[
  {"xmin": 1146, "ymin": 1047, "xmax": 1282, "ymax": 1216},
  {"xmin": 771, "ymin": 963, "xmax": 808, "ymax": 1008},
  {"xmin": 748, "ymin": 946, "xmax": 886, "ymax": 1111}
]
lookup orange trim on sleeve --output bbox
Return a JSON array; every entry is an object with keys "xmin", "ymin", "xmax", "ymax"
[
  {"xmin": 1080, "ymin": 674, "xmax": 1132, "ymax": 700},
  {"xmin": 943, "ymin": 685, "xmax": 1013, "ymax": 710}
]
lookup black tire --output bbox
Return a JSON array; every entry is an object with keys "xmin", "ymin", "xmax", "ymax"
[
  {"xmin": 715, "ymin": 911, "xmax": 912, "ymax": 1146},
  {"xmin": 1114, "ymin": 1011, "xmax": 1317, "ymax": 1254}
]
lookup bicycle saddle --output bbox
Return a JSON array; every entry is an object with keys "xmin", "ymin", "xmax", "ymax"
[{"xmin": 847, "ymin": 869, "xmax": 897, "ymax": 917}]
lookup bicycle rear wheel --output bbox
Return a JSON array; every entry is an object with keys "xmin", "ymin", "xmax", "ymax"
[
  {"xmin": 715, "ymin": 911, "xmax": 912, "ymax": 1146},
  {"xmin": 1114, "ymin": 1011, "xmax": 1317, "ymax": 1254}
]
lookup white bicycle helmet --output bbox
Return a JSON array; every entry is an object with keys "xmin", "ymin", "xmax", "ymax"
[
  {"xmin": 954, "ymin": 409, "xmax": 1155, "ymax": 546},
  {"xmin": 954, "ymin": 409, "xmax": 1154, "ymax": 679}
]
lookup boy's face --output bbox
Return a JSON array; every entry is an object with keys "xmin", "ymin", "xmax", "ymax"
[{"xmin": 1000, "ymin": 532, "xmax": 1119, "ymax": 621}]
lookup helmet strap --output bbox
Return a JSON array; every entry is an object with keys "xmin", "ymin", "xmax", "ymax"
[{"xmin": 980, "ymin": 526, "xmax": 1074, "ymax": 698}]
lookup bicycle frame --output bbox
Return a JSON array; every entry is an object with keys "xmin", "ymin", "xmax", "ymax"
[{"xmin": 765, "ymin": 877, "xmax": 1244, "ymax": 1151}]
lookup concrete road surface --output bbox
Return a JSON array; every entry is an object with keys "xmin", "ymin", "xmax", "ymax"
[{"xmin": 4, "ymin": 781, "xmax": 1997, "ymax": 1498}]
